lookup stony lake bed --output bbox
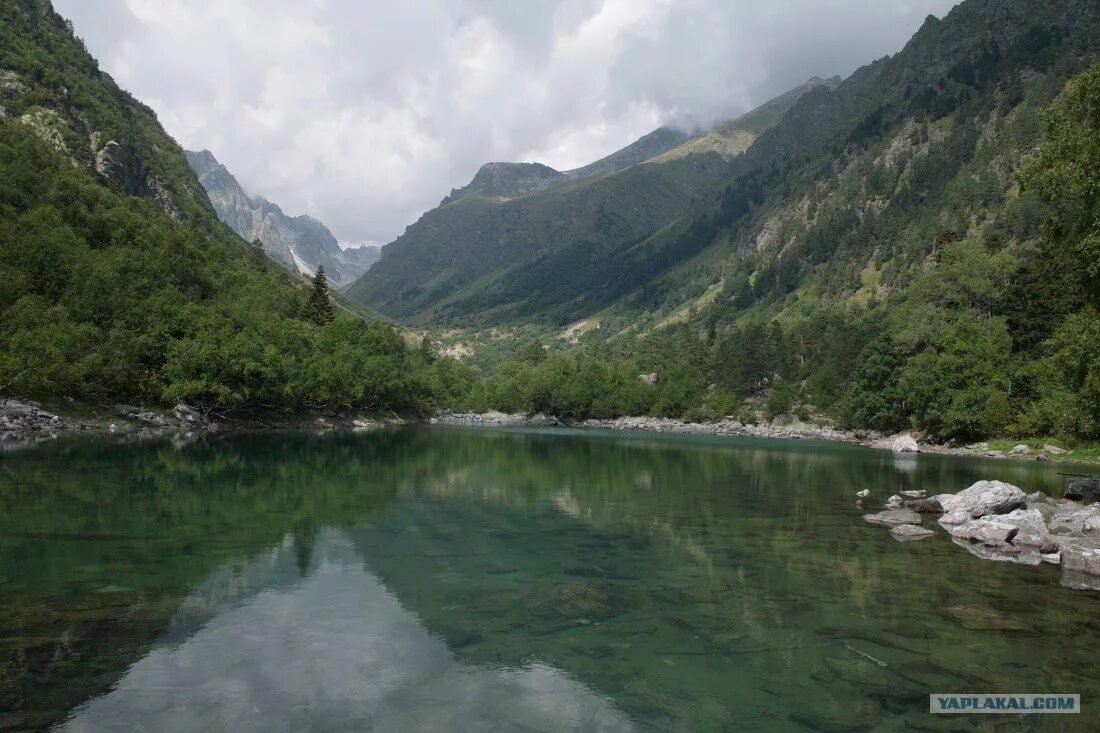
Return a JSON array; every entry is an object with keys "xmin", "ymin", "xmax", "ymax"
[{"xmin": 1, "ymin": 425, "xmax": 1098, "ymax": 731}]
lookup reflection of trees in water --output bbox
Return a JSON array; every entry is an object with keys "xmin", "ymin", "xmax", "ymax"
[{"xmin": 0, "ymin": 427, "xmax": 1091, "ymax": 730}]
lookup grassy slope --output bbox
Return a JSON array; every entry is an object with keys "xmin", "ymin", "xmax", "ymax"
[{"xmin": 347, "ymin": 80, "xmax": 829, "ymax": 326}]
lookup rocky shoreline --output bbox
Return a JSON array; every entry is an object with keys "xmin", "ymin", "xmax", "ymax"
[
  {"xmin": 0, "ymin": 397, "xmax": 397, "ymax": 451},
  {"xmin": 863, "ymin": 479, "xmax": 1100, "ymax": 592},
  {"xmin": 3, "ymin": 401, "xmax": 1095, "ymax": 467},
  {"xmin": 435, "ymin": 410, "xmax": 877, "ymax": 442},
  {"xmin": 431, "ymin": 411, "xmax": 1087, "ymax": 463}
]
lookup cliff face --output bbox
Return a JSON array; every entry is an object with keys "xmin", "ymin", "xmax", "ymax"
[
  {"xmin": 0, "ymin": 2, "xmax": 217, "ymax": 225},
  {"xmin": 185, "ymin": 150, "xmax": 379, "ymax": 286}
]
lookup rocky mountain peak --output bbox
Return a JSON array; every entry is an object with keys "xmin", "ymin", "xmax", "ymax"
[{"xmin": 184, "ymin": 149, "xmax": 379, "ymax": 287}]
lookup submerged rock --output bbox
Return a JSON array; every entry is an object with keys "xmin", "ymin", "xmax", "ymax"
[
  {"xmin": 531, "ymin": 580, "xmax": 629, "ymax": 622},
  {"xmin": 939, "ymin": 604, "xmax": 1033, "ymax": 632},
  {"xmin": 863, "ymin": 508, "xmax": 922, "ymax": 527},
  {"xmin": 890, "ymin": 524, "xmax": 934, "ymax": 541},
  {"xmin": 900, "ymin": 489, "xmax": 926, "ymax": 499}
]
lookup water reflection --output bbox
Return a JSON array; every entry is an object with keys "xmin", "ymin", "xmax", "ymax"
[
  {"xmin": 61, "ymin": 529, "xmax": 632, "ymax": 732},
  {"xmin": 0, "ymin": 426, "xmax": 1097, "ymax": 731}
]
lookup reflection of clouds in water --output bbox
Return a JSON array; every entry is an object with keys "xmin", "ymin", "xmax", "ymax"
[{"xmin": 61, "ymin": 529, "xmax": 634, "ymax": 732}]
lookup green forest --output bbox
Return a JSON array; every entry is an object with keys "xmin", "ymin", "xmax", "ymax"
[
  {"xmin": 0, "ymin": 120, "xmax": 474, "ymax": 414},
  {"xmin": 459, "ymin": 64, "xmax": 1100, "ymax": 444},
  {"xmin": 1, "ymin": 0, "xmax": 1098, "ymax": 447}
]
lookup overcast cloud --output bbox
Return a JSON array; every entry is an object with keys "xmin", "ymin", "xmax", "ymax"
[{"xmin": 54, "ymin": 0, "xmax": 958, "ymax": 246}]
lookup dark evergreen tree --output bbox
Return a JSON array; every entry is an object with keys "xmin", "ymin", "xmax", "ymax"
[
  {"xmin": 306, "ymin": 266, "xmax": 335, "ymax": 325},
  {"xmin": 248, "ymin": 238, "xmax": 267, "ymax": 270}
]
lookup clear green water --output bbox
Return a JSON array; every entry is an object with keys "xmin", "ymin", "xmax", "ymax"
[{"xmin": 1, "ymin": 426, "xmax": 1097, "ymax": 731}]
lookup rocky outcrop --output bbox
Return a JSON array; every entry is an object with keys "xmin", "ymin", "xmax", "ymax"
[
  {"xmin": 185, "ymin": 149, "xmax": 379, "ymax": 286},
  {"xmin": 1, "ymin": 398, "xmax": 64, "ymax": 447},
  {"xmin": 867, "ymin": 477, "xmax": 1100, "ymax": 590}
]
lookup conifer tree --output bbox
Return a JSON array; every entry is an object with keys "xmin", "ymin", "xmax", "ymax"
[
  {"xmin": 248, "ymin": 238, "xmax": 267, "ymax": 269},
  {"xmin": 306, "ymin": 266, "xmax": 335, "ymax": 325}
]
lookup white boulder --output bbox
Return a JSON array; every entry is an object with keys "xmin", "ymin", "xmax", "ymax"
[
  {"xmin": 892, "ymin": 435, "xmax": 920, "ymax": 453},
  {"xmin": 936, "ymin": 480, "xmax": 1026, "ymax": 519}
]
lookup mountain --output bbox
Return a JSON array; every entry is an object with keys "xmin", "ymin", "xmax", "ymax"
[
  {"xmin": 351, "ymin": 0, "xmax": 1099, "ymax": 331},
  {"xmin": 185, "ymin": 149, "xmax": 379, "ymax": 287},
  {"xmin": 347, "ymin": 78, "xmax": 835, "ymax": 325},
  {"xmin": 0, "ymin": 0, "xmax": 456, "ymax": 416},
  {"xmin": 447, "ymin": 0, "xmax": 1100, "ymax": 445}
]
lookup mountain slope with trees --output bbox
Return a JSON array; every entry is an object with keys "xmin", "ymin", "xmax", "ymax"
[
  {"xmin": 444, "ymin": 0, "xmax": 1100, "ymax": 445},
  {"xmin": 346, "ymin": 78, "xmax": 834, "ymax": 325},
  {"xmin": 0, "ymin": 0, "xmax": 470, "ymax": 415}
]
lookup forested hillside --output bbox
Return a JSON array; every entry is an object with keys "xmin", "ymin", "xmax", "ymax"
[
  {"xmin": 0, "ymin": 0, "xmax": 470, "ymax": 414},
  {"xmin": 347, "ymin": 78, "xmax": 833, "ymax": 325},
  {"xmin": 446, "ymin": 0, "xmax": 1100, "ymax": 444}
]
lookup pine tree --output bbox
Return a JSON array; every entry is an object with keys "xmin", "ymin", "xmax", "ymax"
[
  {"xmin": 248, "ymin": 238, "xmax": 267, "ymax": 269},
  {"xmin": 306, "ymin": 266, "xmax": 335, "ymax": 325}
]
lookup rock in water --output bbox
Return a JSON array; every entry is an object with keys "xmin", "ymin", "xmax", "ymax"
[
  {"xmin": 907, "ymin": 497, "xmax": 944, "ymax": 513},
  {"xmin": 996, "ymin": 508, "xmax": 1058, "ymax": 553},
  {"xmin": 864, "ymin": 508, "xmax": 922, "ymax": 527},
  {"xmin": 856, "ymin": 489, "xmax": 870, "ymax": 498},
  {"xmin": 900, "ymin": 489, "xmax": 926, "ymax": 499},
  {"xmin": 1063, "ymin": 476, "xmax": 1100, "ymax": 503},
  {"xmin": 1048, "ymin": 503, "xmax": 1100, "ymax": 537},
  {"xmin": 949, "ymin": 518, "xmax": 1018, "ymax": 545},
  {"xmin": 890, "ymin": 524, "xmax": 934, "ymax": 541},
  {"xmin": 1061, "ymin": 543, "xmax": 1100, "ymax": 575},
  {"xmin": 892, "ymin": 435, "xmax": 919, "ymax": 453},
  {"xmin": 936, "ymin": 480, "xmax": 1026, "ymax": 522}
]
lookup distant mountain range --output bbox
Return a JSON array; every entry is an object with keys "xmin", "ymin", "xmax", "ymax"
[
  {"xmin": 185, "ymin": 150, "xmax": 378, "ymax": 287},
  {"xmin": 347, "ymin": 0, "xmax": 1100, "ymax": 332},
  {"xmin": 347, "ymin": 77, "xmax": 836, "ymax": 324}
]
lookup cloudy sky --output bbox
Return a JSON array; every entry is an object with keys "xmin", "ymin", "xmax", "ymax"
[{"xmin": 55, "ymin": 0, "xmax": 958, "ymax": 246}]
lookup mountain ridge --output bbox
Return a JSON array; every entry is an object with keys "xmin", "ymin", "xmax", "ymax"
[
  {"xmin": 185, "ymin": 149, "xmax": 379, "ymax": 287},
  {"xmin": 348, "ymin": 77, "xmax": 835, "ymax": 324}
]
